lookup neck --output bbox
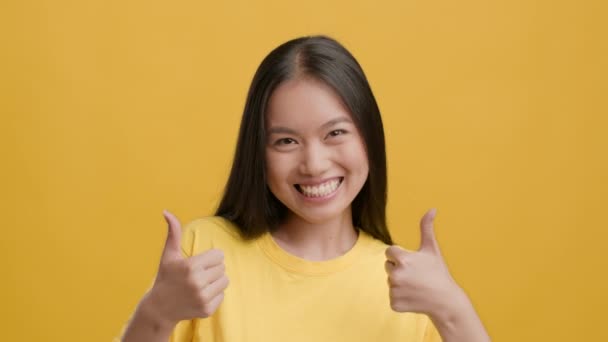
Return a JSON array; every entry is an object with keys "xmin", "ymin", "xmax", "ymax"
[{"xmin": 271, "ymin": 209, "xmax": 359, "ymax": 261}]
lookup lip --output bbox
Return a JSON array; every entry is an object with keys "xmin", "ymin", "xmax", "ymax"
[
  {"xmin": 295, "ymin": 176, "xmax": 343, "ymax": 187},
  {"xmin": 294, "ymin": 177, "xmax": 343, "ymax": 202}
]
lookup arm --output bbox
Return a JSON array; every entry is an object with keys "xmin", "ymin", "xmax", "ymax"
[
  {"xmin": 120, "ymin": 210, "xmax": 228, "ymax": 342},
  {"xmin": 121, "ymin": 291, "xmax": 177, "ymax": 342},
  {"xmin": 385, "ymin": 208, "xmax": 491, "ymax": 342},
  {"xmin": 427, "ymin": 287, "xmax": 490, "ymax": 342}
]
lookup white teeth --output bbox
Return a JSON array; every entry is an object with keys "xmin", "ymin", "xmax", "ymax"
[{"xmin": 298, "ymin": 179, "xmax": 341, "ymax": 197}]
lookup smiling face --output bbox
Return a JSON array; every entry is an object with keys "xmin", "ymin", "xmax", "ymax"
[{"xmin": 265, "ymin": 76, "xmax": 369, "ymax": 225}]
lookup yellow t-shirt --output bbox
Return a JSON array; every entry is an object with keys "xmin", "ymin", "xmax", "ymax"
[{"xmin": 118, "ymin": 216, "xmax": 442, "ymax": 341}]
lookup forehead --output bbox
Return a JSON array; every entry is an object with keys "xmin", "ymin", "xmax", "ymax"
[{"xmin": 265, "ymin": 76, "xmax": 352, "ymax": 128}]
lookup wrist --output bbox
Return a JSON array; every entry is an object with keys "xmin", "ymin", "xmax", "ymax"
[
  {"xmin": 137, "ymin": 290, "xmax": 178, "ymax": 334},
  {"xmin": 121, "ymin": 290, "xmax": 178, "ymax": 342},
  {"xmin": 427, "ymin": 286, "xmax": 490, "ymax": 342},
  {"xmin": 428, "ymin": 285, "xmax": 473, "ymax": 329}
]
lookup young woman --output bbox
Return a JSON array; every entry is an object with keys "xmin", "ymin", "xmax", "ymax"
[{"xmin": 118, "ymin": 35, "xmax": 491, "ymax": 342}]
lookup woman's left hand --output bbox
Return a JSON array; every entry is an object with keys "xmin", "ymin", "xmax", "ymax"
[{"xmin": 384, "ymin": 208, "xmax": 466, "ymax": 318}]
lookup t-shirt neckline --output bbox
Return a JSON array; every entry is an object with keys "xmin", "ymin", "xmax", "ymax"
[{"xmin": 257, "ymin": 229, "xmax": 373, "ymax": 276}]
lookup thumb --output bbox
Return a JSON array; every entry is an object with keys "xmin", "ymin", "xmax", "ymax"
[
  {"xmin": 160, "ymin": 209, "xmax": 183, "ymax": 263},
  {"xmin": 419, "ymin": 208, "xmax": 440, "ymax": 254},
  {"xmin": 385, "ymin": 245, "xmax": 408, "ymax": 265}
]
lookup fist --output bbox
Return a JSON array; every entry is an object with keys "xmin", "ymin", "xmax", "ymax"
[
  {"xmin": 148, "ymin": 210, "xmax": 229, "ymax": 324},
  {"xmin": 384, "ymin": 208, "xmax": 460, "ymax": 316}
]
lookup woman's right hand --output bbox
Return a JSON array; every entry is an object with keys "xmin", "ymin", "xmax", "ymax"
[{"xmin": 145, "ymin": 210, "xmax": 229, "ymax": 327}]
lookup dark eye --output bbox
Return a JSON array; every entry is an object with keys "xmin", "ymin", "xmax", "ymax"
[
  {"xmin": 328, "ymin": 129, "xmax": 347, "ymax": 137},
  {"xmin": 275, "ymin": 138, "xmax": 297, "ymax": 145}
]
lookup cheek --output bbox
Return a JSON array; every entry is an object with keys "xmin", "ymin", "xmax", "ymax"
[
  {"xmin": 339, "ymin": 141, "xmax": 369, "ymax": 172},
  {"xmin": 265, "ymin": 151, "xmax": 291, "ymax": 186}
]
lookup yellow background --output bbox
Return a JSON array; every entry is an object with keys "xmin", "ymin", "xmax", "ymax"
[{"xmin": 1, "ymin": 0, "xmax": 606, "ymax": 341}]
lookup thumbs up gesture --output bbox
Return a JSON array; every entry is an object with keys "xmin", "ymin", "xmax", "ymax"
[
  {"xmin": 385, "ymin": 208, "xmax": 463, "ymax": 317},
  {"xmin": 147, "ymin": 210, "xmax": 229, "ymax": 325}
]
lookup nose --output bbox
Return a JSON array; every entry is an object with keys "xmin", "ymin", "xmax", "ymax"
[{"xmin": 299, "ymin": 142, "xmax": 331, "ymax": 177}]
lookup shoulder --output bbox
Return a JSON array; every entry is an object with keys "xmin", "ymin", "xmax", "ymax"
[
  {"xmin": 360, "ymin": 230, "xmax": 416, "ymax": 254},
  {"xmin": 354, "ymin": 230, "xmax": 391, "ymax": 272},
  {"xmin": 356, "ymin": 230, "xmax": 417, "ymax": 271},
  {"xmin": 358, "ymin": 230, "xmax": 406, "ymax": 257},
  {"xmin": 180, "ymin": 216, "xmax": 245, "ymax": 257},
  {"xmin": 182, "ymin": 216, "xmax": 241, "ymax": 238}
]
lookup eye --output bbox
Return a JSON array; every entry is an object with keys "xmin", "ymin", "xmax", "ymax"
[
  {"xmin": 327, "ymin": 129, "xmax": 347, "ymax": 138},
  {"xmin": 274, "ymin": 137, "xmax": 297, "ymax": 145}
]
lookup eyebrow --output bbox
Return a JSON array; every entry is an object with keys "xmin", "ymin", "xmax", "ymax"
[{"xmin": 267, "ymin": 116, "xmax": 353, "ymax": 135}]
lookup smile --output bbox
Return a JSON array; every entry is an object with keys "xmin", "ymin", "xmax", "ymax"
[{"xmin": 294, "ymin": 177, "xmax": 343, "ymax": 198}]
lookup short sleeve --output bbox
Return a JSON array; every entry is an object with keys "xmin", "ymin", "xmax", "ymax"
[{"xmin": 422, "ymin": 316, "xmax": 442, "ymax": 342}]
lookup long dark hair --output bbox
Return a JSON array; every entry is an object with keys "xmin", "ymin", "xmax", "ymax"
[{"xmin": 215, "ymin": 35, "xmax": 393, "ymax": 245}]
